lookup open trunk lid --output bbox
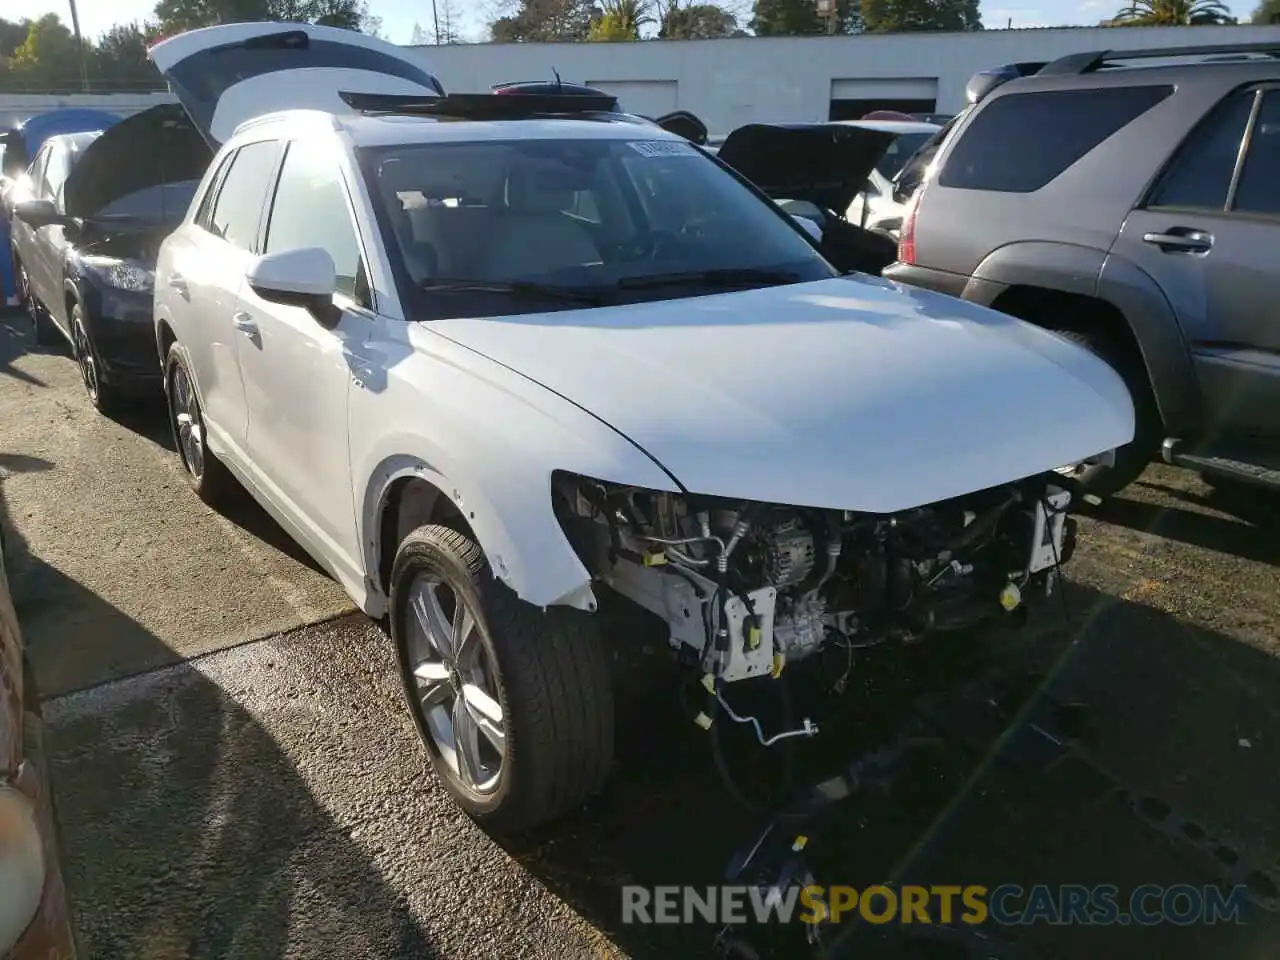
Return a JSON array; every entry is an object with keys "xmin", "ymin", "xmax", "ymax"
[
  {"xmin": 715, "ymin": 122, "xmax": 895, "ymax": 214},
  {"xmin": 148, "ymin": 22, "xmax": 445, "ymax": 148}
]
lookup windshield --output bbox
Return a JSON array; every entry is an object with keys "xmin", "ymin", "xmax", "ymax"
[
  {"xmin": 875, "ymin": 132, "xmax": 934, "ymax": 180},
  {"xmin": 360, "ymin": 136, "xmax": 836, "ymax": 318}
]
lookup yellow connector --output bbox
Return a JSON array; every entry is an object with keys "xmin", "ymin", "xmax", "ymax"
[
  {"xmin": 700, "ymin": 672, "xmax": 716, "ymax": 694},
  {"xmin": 694, "ymin": 712, "xmax": 713, "ymax": 730},
  {"xmin": 771, "ymin": 653, "xmax": 786, "ymax": 679},
  {"xmin": 746, "ymin": 623, "xmax": 762, "ymax": 650},
  {"xmin": 999, "ymin": 582, "xmax": 1022, "ymax": 612},
  {"xmin": 642, "ymin": 550, "xmax": 667, "ymax": 566},
  {"xmin": 792, "ymin": 835, "xmax": 808, "ymax": 852}
]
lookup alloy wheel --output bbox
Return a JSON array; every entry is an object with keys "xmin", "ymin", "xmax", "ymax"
[
  {"xmin": 405, "ymin": 572, "xmax": 506, "ymax": 795},
  {"xmin": 73, "ymin": 317, "xmax": 99, "ymax": 402},
  {"xmin": 169, "ymin": 361, "xmax": 205, "ymax": 481}
]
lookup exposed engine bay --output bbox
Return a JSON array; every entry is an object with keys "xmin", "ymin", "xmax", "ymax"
[{"xmin": 553, "ymin": 472, "xmax": 1077, "ymax": 689}]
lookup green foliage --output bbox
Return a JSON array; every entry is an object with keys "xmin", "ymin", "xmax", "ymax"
[
  {"xmin": 589, "ymin": 0, "xmax": 653, "ymax": 39},
  {"xmin": 749, "ymin": 0, "xmax": 862, "ymax": 35},
  {"xmin": 659, "ymin": 2, "xmax": 739, "ymax": 38},
  {"xmin": 1252, "ymin": 0, "xmax": 1280, "ymax": 20},
  {"xmin": 4, "ymin": 14, "xmax": 84, "ymax": 92},
  {"xmin": 1106, "ymin": 0, "xmax": 1235, "ymax": 24},
  {"xmin": 490, "ymin": 0, "xmax": 601, "ymax": 41},
  {"xmin": 860, "ymin": 0, "xmax": 983, "ymax": 32}
]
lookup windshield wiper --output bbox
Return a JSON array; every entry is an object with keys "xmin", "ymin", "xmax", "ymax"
[
  {"xmin": 418, "ymin": 278, "xmax": 610, "ymax": 306},
  {"xmin": 615, "ymin": 268, "xmax": 801, "ymax": 291}
]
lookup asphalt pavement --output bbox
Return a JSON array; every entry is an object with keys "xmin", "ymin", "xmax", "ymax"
[{"xmin": 3, "ymin": 308, "xmax": 1279, "ymax": 959}]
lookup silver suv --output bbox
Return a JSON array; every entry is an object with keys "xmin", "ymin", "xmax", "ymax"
[{"xmin": 886, "ymin": 41, "xmax": 1280, "ymax": 497}]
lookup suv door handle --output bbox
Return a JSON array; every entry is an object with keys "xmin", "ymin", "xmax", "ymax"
[
  {"xmin": 1142, "ymin": 230, "xmax": 1213, "ymax": 254},
  {"xmin": 232, "ymin": 311, "xmax": 258, "ymax": 336},
  {"xmin": 167, "ymin": 273, "xmax": 189, "ymax": 295}
]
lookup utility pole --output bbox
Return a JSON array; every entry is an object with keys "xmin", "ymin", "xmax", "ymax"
[
  {"xmin": 67, "ymin": 0, "xmax": 91, "ymax": 92},
  {"xmin": 433, "ymin": 0, "xmax": 441, "ymax": 44},
  {"xmin": 815, "ymin": 0, "xmax": 838, "ymax": 34}
]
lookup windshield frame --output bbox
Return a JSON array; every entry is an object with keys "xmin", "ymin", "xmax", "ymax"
[{"xmin": 356, "ymin": 130, "xmax": 838, "ymax": 321}]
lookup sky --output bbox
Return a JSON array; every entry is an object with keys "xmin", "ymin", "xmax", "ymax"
[{"xmin": 4, "ymin": 0, "xmax": 1263, "ymax": 47}]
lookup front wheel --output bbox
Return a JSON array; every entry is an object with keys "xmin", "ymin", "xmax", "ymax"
[
  {"xmin": 391, "ymin": 524, "xmax": 614, "ymax": 834},
  {"xmin": 71, "ymin": 305, "xmax": 121, "ymax": 414}
]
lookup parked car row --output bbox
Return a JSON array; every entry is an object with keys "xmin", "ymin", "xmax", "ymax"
[{"xmin": 4, "ymin": 22, "xmax": 1133, "ymax": 836}]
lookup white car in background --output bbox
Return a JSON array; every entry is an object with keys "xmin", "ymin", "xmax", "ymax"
[
  {"xmin": 149, "ymin": 22, "xmax": 1133, "ymax": 834},
  {"xmin": 836, "ymin": 118, "xmax": 940, "ymax": 235}
]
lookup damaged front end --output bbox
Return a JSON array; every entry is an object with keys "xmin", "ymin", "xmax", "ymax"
[{"xmin": 552, "ymin": 470, "xmax": 1077, "ymax": 689}]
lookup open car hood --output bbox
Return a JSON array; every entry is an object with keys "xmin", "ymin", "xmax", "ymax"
[
  {"xmin": 715, "ymin": 123, "xmax": 895, "ymax": 214},
  {"xmin": 62, "ymin": 103, "xmax": 211, "ymax": 219},
  {"xmin": 148, "ymin": 21, "xmax": 445, "ymax": 148}
]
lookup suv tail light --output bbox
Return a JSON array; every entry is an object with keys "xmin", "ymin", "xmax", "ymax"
[{"xmin": 898, "ymin": 185, "xmax": 924, "ymax": 266}]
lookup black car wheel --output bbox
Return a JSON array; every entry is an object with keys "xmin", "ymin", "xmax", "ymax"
[
  {"xmin": 71, "ymin": 304, "xmax": 120, "ymax": 414},
  {"xmin": 165, "ymin": 342, "xmax": 233, "ymax": 506}
]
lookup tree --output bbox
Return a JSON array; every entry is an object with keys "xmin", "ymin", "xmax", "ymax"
[
  {"xmin": 489, "ymin": 0, "xmax": 601, "ymax": 41},
  {"xmin": 589, "ymin": 0, "xmax": 653, "ymax": 38},
  {"xmin": 0, "ymin": 18, "xmax": 31, "ymax": 60},
  {"xmin": 6, "ymin": 14, "xmax": 83, "ymax": 92},
  {"xmin": 1106, "ymin": 0, "xmax": 1235, "ymax": 24},
  {"xmin": 1252, "ymin": 0, "xmax": 1280, "ymax": 20},
  {"xmin": 659, "ymin": 1, "xmax": 739, "ymax": 37},
  {"xmin": 153, "ymin": 0, "xmax": 372, "ymax": 34},
  {"xmin": 750, "ymin": 0, "xmax": 862, "ymax": 34},
  {"xmin": 91, "ymin": 22, "xmax": 163, "ymax": 90},
  {"xmin": 861, "ymin": 0, "xmax": 983, "ymax": 32}
]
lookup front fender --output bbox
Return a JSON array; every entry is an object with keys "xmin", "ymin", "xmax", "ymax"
[{"xmin": 354, "ymin": 328, "xmax": 681, "ymax": 614}]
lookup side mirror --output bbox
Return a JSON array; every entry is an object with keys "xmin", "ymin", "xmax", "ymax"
[
  {"xmin": 246, "ymin": 247, "xmax": 339, "ymax": 326},
  {"xmin": 13, "ymin": 199, "xmax": 69, "ymax": 229},
  {"xmin": 791, "ymin": 214, "xmax": 822, "ymax": 242}
]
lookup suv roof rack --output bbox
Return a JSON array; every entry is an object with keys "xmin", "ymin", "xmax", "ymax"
[
  {"xmin": 1038, "ymin": 41, "xmax": 1280, "ymax": 76},
  {"xmin": 339, "ymin": 90, "xmax": 621, "ymax": 120}
]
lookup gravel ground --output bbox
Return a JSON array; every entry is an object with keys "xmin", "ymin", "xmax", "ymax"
[{"xmin": 3, "ymin": 308, "xmax": 1279, "ymax": 959}]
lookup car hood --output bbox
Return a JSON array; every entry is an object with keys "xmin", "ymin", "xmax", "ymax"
[
  {"xmin": 715, "ymin": 123, "xmax": 896, "ymax": 214},
  {"xmin": 62, "ymin": 103, "xmax": 211, "ymax": 219},
  {"xmin": 426, "ymin": 275, "xmax": 1135, "ymax": 513},
  {"xmin": 148, "ymin": 22, "xmax": 445, "ymax": 148}
]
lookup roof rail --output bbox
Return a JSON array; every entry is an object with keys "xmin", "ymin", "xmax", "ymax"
[
  {"xmin": 338, "ymin": 90, "xmax": 620, "ymax": 121},
  {"xmin": 1038, "ymin": 41, "xmax": 1280, "ymax": 76}
]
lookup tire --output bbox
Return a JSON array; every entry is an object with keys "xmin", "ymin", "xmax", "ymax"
[
  {"xmin": 16, "ymin": 259, "xmax": 58, "ymax": 347},
  {"xmin": 1052, "ymin": 327, "xmax": 1159, "ymax": 499},
  {"xmin": 70, "ymin": 304, "xmax": 122, "ymax": 414},
  {"xmin": 164, "ymin": 342, "xmax": 233, "ymax": 506},
  {"xmin": 391, "ymin": 523, "xmax": 614, "ymax": 834}
]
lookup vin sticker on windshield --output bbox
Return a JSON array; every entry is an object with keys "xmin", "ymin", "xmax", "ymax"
[{"xmin": 627, "ymin": 140, "xmax": 700, "ymax": 158}]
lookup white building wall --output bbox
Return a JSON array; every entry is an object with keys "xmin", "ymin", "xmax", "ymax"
[{"xmin": 412, "ymin": 25, "xmax": 1280, "ymax": 133}]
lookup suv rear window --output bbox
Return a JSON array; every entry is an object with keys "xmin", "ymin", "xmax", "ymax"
[{"xmin": 938, "ymin": 85, "xmax": 1174, "ymax": 193}]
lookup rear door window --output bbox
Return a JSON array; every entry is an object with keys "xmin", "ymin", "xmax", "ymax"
[
  {"xmin": 1146, "ymin": 89, "xmax": 1256, "ymax": 212},
  {"xmin": 206, "ymin": 139, "xmax": 282, "ymax": 250},
  {"xmin": 1231, "ymin": 90, "xmax": 1280, "ymax": 217},
  {"xmin": 938, "ymin": 85, "xmax": 1174, "ymax": 193}
]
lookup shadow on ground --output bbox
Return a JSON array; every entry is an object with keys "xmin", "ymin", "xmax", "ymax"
[
  {"xmin": 0, "ymin": 462, "xmax": 439, "ymax": 959},
  {"xmin": 503, "ymin": 580, "xmax": 1280, "ymax": 960}
]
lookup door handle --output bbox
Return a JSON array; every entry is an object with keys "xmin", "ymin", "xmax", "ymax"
[
  {"xmin": 1142, "ymin": 230, "xmax": 1212, "ymax": 254},
  {"xmin": 167, "ymin": 273, "xmax": 188, "ymax": 295},
  {"xmin": 232, "ymin": 311, "xmax": 258, "ymax": 336}
]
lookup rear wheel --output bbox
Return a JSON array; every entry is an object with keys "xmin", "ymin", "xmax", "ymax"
[
  {"xmin": 17, "ymin": 260, "xmax": 58, "ymax": 346},
  {"xmin": 391, "ymin": 524, "xmax": 614, "ymax": 834},
  {"xmin": 1053, "ymin": 327, "xmax": 1159, "ymax": 498},
  {"xmin": 165, "ymin": 342, "xmax": 233, "ymax": 506}
]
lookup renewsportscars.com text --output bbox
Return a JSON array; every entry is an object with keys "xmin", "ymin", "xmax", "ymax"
[{"xmin": 621, "ymin": 883, "xmax": 1249, "ymax": 927}]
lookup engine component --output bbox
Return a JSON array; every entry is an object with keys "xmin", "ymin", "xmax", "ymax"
[
  {"xmin": 773, "ymin": 595, "xmax": 827, "ymax": 661},
  {"xmin": 742, "ymin": 517, "xmax": 816, "ymax": 588}
]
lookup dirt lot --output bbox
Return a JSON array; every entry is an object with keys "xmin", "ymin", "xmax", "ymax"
[{"xmin": 2, "ymin": 310, "xmax": 1279, "ymax": 959}]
